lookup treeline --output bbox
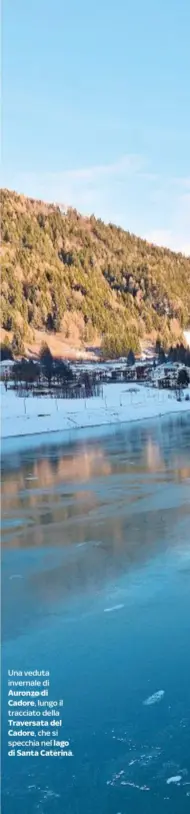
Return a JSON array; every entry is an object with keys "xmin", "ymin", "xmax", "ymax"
[
  {"xmin": 155, "ymin": 339, "xmax": 190, "ymax": 366},
  {"xmin": 1, "ymin": 335, "xmax": 190, "ymax": 371},
  {"xmin": 2, "ymin": 344, "xmax": 102, "ymax": 400},
  {"xmin": 1, "ymin": 188, "xmax": 190, "ymax": 354}
]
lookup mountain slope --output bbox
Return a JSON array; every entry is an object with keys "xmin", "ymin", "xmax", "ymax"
[{"xmin": 1, "ymin": 188, "xmax": 190, "ymax": 356}]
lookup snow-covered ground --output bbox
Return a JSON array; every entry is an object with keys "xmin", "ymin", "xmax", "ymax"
[{"xmin": 1, "ymin": 382, "xmax": 190, "ymax": 442}]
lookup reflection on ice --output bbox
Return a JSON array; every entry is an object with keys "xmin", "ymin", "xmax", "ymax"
[{"xmin": 1, "ymin": 413, "xmax": 190, "ymax": 814}]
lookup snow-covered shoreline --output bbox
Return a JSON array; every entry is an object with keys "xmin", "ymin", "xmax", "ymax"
[{"xmin": 1, "ymin": 382, "xmax": 190, "ymax": 453}]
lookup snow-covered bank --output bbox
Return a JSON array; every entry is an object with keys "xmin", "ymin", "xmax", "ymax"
[{"xmin": 1, "ymin": 382, "xmax": 190, "ymax": 446}]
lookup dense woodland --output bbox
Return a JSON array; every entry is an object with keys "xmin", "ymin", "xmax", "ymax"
[{"xmin": 1, "ymin": 188, "xmax": 190, "ymax": 357}]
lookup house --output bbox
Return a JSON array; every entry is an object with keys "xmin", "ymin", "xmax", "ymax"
[{"xmin": 151, "ymin": 362, "xmax": 189, "ymax": 389}]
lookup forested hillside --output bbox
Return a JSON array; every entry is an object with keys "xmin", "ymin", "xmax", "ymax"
[{"xmin": 1, "ymin": 188, "xmax": 190, "ymax": 357}]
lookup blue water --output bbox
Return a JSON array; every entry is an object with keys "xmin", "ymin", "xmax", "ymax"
[{"xmin": 1, "ymin": 414, "xmax": 190, "ymax": 813}]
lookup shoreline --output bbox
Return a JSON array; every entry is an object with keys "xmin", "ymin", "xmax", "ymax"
[
  {"xmin": 2, "ymin": 400, "xmax": 190, "ymax": 457},
  {"xmin": 2, "ymin": 403, "xmax": 190, "ymax": 442},
  {"xmin": 1, "ymin": 381, "xmax": 190, "ymax": 454}
]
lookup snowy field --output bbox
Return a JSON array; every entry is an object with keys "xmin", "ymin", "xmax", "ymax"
[{"xmin": 1, "ymin": 381, "xmax": 190, "ymax": 442}]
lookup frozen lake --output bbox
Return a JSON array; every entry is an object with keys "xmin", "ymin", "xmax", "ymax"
[{"xmin": 1, "ymin": 413, "xmax": 190, "ymax": 813}]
